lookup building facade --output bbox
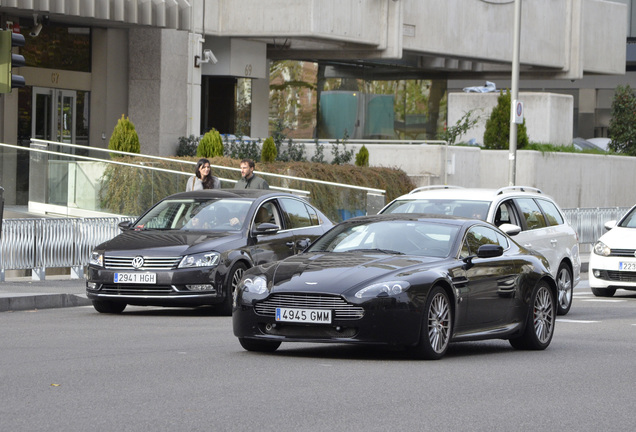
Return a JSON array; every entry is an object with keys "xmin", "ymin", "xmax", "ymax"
[{"xmin": 0, "ymin": 0, "xmax": 629, "ymax": 205}]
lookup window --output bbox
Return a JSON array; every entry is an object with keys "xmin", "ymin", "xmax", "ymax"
[
  {"xmin": 515, "ymin": 198, "xmax": 547, "ymax": 230},
  {"xmin": 280, "ymin": 198, "xmax": 314, "ymax": 229},
  {"xmin": 460, "ymin": 225, "xmax": 507, "ymax": 258},
  {"xmin": 536, "ymin": 199, "xmax": 564, "ymax": 226}
]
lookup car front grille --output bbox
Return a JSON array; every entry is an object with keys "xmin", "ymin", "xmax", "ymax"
[
  {"xmin": 254, "ymin": 294, "xmax": 364, "ymax": 320},
  {"xmin": 606, "ymin": 271, "xmax": 636, "ymax": 283},
  {"xmin": 104, "ymin": 255, "xmax": 182, "ymax": 270},
  {"xmin": 98, "ymin": 284, "xmax": 176, "ymax": 295},
  {"xmin": 609, "ymin": 249, "xmax": 636, "ymax": 257}
]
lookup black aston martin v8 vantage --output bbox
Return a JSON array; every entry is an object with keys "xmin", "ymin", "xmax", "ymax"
[
  {"xmin": 86, "ymin": 190, "xmax": 333, "ymax": 315},
  {"xmin": 233, "ymin": 214, "xmax": 557, "ymax": 360}
]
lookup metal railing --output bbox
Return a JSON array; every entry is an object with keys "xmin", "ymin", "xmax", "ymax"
[
  {"xmin": 0, "ymin": 140, "xmax": 385, "ymax": 221},
  {"xmin": 0, "ymin": 216, "xmax": 134, "ymax": 282},
  {"xmin": 0, "ymin": 207, "xmax": 630, "ymax": 281},
  {"xmin": 563, "ymin": 207, "xmax": 630, "ymax": 251}
]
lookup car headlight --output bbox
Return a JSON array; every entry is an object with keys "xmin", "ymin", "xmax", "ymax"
[
  {"xmin": 179, "ymin": 252, "xmax": 220, "ymax": 268},
  {"xmin": 236, "ymin": 275, "xmax": 269, "ymax": 306},
  {"xmin": 355, "ymin": 280, "xmax": 410, "ymax": 299},
  {"xmin": 89, "ymin": 251, "xmax": 104, "ymax": 267},
  {"xmin": 593, "ymin": 241, "xmax": 611, "ymax": 257},
  {"xmin": 242, "ymin": 276, "xmax": 268, "ymax": 294}
]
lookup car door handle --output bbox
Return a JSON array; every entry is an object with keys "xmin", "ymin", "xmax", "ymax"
[{"xmin": 550, "ymin": 239, "xmax": 557, "ymax": 246}]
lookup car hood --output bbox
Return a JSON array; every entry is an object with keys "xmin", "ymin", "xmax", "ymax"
[
  {"xmin": 268, "ymin": 252, "xmax": 441, "ymax": 294},
  {"xmin": 598, "ymin": 226, "xmax": 636, "ymax": 249},
  {"xmin": 97, "ymin": 230, "xmax": 243, "ymax": 255}
]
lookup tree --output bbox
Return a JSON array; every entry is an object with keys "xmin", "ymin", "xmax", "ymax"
[
  {"xmin": 438, "ymin": 110, "xmax": 480, "ymax": 145},
  {"xmin": 355, "ymin": 145, "xmax": 369, "ymax": 167},
  {"xmin": 197, "ymin": 128, "xmax": 223, "ymax": 158},
  {"xmin": 483, "ymin": 90, "xmax": 528, "ymax": 150},
  {"xmin": 609, "ymin": 84, "xmax": 636, "ymax": 155},
  {"xmin": 108, "ymin": 114, "xmax": 140, "ymax": 155},
  {"xmin": 261, "ymin": 137, "xmax": 278, "ymax": 162}
]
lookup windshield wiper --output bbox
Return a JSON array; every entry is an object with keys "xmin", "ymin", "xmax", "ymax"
[{"xmin": 349, "ymin": 248, "xmax": 404, "ymax": 255}]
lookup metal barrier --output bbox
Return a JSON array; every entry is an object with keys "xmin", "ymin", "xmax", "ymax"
[
  {"xmin": 563, "ymin": 207, "xmax": 630, "ymax": 251},
  {"xmin": 0, "ymin": 207, "xmax": 631, "ymax": 281},
  {"xmin": 0, "ymin": 216, "xmax": 134, "ymax": 281}
]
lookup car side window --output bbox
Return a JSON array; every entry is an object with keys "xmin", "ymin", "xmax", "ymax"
[
  {"xmin": 535, "ymin": 198, "xmax": 564, "ymax": 226},
  {"xmin": 279, "ymin": 198, "xmax": 313, "ymax": 229},
  {"xmin": 254, "ymin": 201, "xmax": 281, "ymax": 227},
  {"xmin": 460, "ymin": 225, "xmax": 504, "ymax": 258},
  {"xmin": 514, "ymin": 198, "xmax": 547, "ymax": 230},
  {"xmin": 494, "ymin": 200, "xmax": 521, "ymax": 227}
]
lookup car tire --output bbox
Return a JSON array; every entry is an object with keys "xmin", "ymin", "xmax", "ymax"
[
  {"xmin": 238, "ymin": 337, "xmax": 281, "ymax": 352},
  {"xmin": 556, "ymin": 263, "xmax": 573, "ymax": 315},
  {"xmin": 92, "ymin": 299, "xmax": 126, "ymax": 314},
  {"xmin": 219, "ymin": 262, "xmax": 247, "ymax": 316},
  {"xmin": 509, "ymin": 281, "xmax": 555, "ymax": 350},
  {"xmin": 412, "ymin": 286, "xmax": 452, "ymax": 360},
  {"xmin": 591, "ymin": 287, "xmax": 616, "ymax": 297}
]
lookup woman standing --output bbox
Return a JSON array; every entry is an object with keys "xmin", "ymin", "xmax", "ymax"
[{"xmin": 186, "ymin": 158, "xmax": 221, "ymax": 191}]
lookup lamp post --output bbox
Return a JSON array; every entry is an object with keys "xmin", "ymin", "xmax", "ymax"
[{"xmin": 508, "ymin": 0, "xmax": 522, "ymax": 186}]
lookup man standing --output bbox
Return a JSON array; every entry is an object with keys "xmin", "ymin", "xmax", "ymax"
[{"xmin": 234, "ymin": 159, "xmax": 269, "ymax": 189}]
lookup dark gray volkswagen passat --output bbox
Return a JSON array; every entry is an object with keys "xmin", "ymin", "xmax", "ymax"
[
  {"xmin": 87, "ymin": 190, "xmax": 333, "ymax": 314},
  {"xmin": 233, "ymin": 214, "xmax": 557, "ymax": 360}
]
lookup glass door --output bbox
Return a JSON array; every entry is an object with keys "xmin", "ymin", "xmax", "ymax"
[{"xmin": 31, "ymin": 87, "xmax": 78, "ymax": 206}]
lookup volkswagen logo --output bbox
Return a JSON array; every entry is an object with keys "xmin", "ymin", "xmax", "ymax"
[{"xmin": 132, "ymin": 256, "xmax": 145, "ymax": 269}]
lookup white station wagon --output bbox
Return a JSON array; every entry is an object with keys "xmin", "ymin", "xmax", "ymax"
[{"xmin": 379, "ymin": 186, "xmax": 581, "ymax": 315}]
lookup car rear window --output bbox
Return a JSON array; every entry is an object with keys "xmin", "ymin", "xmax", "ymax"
[{"xmin": 382, "ymin": 199, "xmax": 490, "ymax": 219}]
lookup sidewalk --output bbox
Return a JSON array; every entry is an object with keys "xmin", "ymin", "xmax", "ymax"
[
  {"xmin": 0, "ymin": 276, "xmax": 90, "ymax": 312},
  {"xmin": 0, "ymin": 253, "xmax": 590, "ymax": 313}
]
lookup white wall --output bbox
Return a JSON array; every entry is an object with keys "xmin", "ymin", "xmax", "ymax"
[{"xmin": 448, "ymin": 92, "xmax": 574, "ymax": 146}]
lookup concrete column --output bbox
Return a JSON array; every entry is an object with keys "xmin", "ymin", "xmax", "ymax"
[
  {"xmin": 577, "ymin": 88, "xmax": 596, "ymax": 139},
  {"xmin": 129, "ymin": 28, "xmax": 189, "ymax": 156}
]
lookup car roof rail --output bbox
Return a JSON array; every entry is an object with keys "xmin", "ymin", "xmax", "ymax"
[
  {"xmin": 495, "ymin": 186, "xmax": 543, "ymax": 195},
  {"xmin": 408, "ymin": 185, "xmax": 464, "ymax": 195}
]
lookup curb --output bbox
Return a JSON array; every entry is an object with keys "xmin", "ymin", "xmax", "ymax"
[{"xmin": 0, "ymin": 293, "xmax": 92, "ymax": 313}]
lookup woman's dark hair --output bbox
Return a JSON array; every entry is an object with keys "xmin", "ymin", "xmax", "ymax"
[{"xmin": 195, "ymin": 158, "xmax": 217, "ymax": 189}]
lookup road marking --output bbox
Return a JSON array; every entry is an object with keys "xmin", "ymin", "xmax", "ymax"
[
  {"xmin": 581, "ymin": 299, "xmax": 626, "ymax": 303},
  {"xmin": 557, "ymin": 319, "xmax": 599, "ymax": 323}
]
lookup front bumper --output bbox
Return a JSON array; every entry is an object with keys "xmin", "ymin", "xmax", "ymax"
[
  {"xmin": 86, "ymin": 265, "xmax": 226, "ymax": 307},
  {"xmin": 232, "ymin": 295, "xmax": 423, "ymax": 347},
  {"xmin": 588, "ymin": 254, "xmax": 636, "ymax": 290}
]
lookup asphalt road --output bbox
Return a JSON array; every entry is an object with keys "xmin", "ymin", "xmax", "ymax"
[{"xmin": 1, "ymin": 280, "xmax": 635, "ymax": 432}]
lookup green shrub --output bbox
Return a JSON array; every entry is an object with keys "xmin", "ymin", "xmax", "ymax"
[
  {"xmin": 278, "ymin": 138, "xmax": 307, "ymax": 162},
  {"xmin": 224, "ymin": 136, "xmax": 261, "ymax": 161},
  {"xmin": 197, "ymin": 129, "xmax": 224, "ymax": 157},
  {"xmin": 483, "ymin": 90, "xmax": 528, "ymax": 150},
  {"xmin": 355, "ymin": 145, "xmax": 369, "ymax": 167},
  {"xmin": 609, "ymin": 84, "xmax": 636, "ymax": 155},
  {"xmin": 261, "ymin": 136, "xmax": 278, "ymax": 162},
  {"xmin": 176, "ymin": 135, "xmax": 199, "ymax": 156},
  {"xmin": 109, "ymin": 114, "xmax": 140, "ymax": 155}
]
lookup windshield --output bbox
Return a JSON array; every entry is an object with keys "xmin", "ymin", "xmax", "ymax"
[
  {"xmin": 308, "ymin": 219, "xmax": 460, "ymax": 258},
  {"xmin": 134, "ymin": 198, "xmax": 252, "ymax": 231},
  {"xmin": 382, "ymin": 199, "xmax": 490, "ymax": 220},
  {"xmin": 618, "ymin": 207, "xmax": 636, "ymax": 228}
]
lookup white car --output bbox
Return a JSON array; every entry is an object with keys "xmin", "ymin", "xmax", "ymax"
[
  {"xmin": 589, "ymin": 204, "xmax": 636, "ymax": 297},
  {"xmin": 379, "ymin": 186, "xmax": 581, "ymax": 315}
]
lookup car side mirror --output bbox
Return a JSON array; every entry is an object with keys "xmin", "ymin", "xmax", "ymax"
[
  {"xmin": 118, "ymin": 221, "xmax": 133, "ymax": 231},
  {"xmin": 296, "ymin": 238, "xmax": 311, "ymax": 251},
  {"xmin": 476, "ymin": 244, "xmax": 504, "ymax": 258},
  {"xmin": 498, "ymin": 223, "xmax": 521, "ymax": 236},
  {"xmin": 253, "ymin": 222, "xmax": 280, "ymax": 235},
  {"xmin": 604, "ymin": 220, "xmax": 617, "ymax": 231}
]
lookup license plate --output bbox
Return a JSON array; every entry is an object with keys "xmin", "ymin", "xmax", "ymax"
[
  {"xmin": 114, "ymin": 272, "xmax": 157, "ymax": 284},
  {"xmin": 619, "ymin": 262, "xmax": 636, "ymax": 271},
  {"xmin": 276, "ymin": 307, "xmax": 332, "ymax": 324}
]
